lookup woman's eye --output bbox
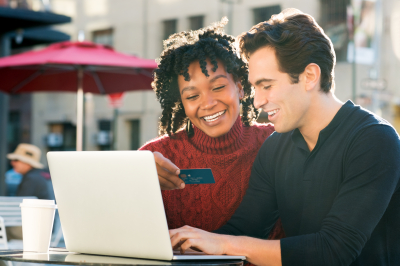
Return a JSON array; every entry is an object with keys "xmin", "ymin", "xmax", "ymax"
[
  {"xmin": 213, "ymin": 85, "xmax": 225, "ymax": 91},
  {"xmin": 186, "ymin": 95, "xmax": 198, "ymax": 100}
]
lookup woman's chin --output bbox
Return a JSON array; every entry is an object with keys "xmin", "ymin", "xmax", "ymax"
[
  {"xmin": 202, "ymin": 126, "xmax": 231, "ymax": 138},
  {"xmin": 194, "ymin": 113, "xmax": 237, "ymax": 138}
]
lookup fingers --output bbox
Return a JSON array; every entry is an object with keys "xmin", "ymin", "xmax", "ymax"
[
  {"xmin": 169, "ymin": 226, "xmax": 224, "ymax": 255},
  {"xmin": 156, "ymin": 164, "xmax": 185, "ymax": 190},
  {"xmin": 180, "ymin": 239, "xmax": 203, "ymax": 254},
  {"xmin": 169, "ymin": 225, "xmax": 194, "ymax": 238},
  {"xmin": 170, "ymin": 226, "xmax": 198, "ymax": 248},
  {"xmin": 153, "ymin": 152, "xmax": 184, "ymax": 190},
  {"xmin": 159, "ymin": 176, "xmax": 180, "ymax": 190},
  {"xmin": 172, "ymin": 240, "xmax": 185, "ymax": 251},
  {"xmin": 154, "ymin": 152, "xmax": 180, "ymax": 174},
  {"xmin": 171, "ymin": 234, "xmax": 193, "ymax": 252},
  {"xmin": 189, "ymin": 246, "xmax": 203, "ymax": 253},
  {"xmin": 170, "ymin": 230, "xmax": 205, "ymax": 254}
]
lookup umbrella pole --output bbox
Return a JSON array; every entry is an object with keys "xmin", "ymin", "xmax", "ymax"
[{"xmin": 76, "ymin": 67, "xmax": 84, "ymax": 151}]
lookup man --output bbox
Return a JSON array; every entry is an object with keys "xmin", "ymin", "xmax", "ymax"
[
  {"xmin": 169, "ymin": 8, "xmax": 400, "ymax": 266},
  {"xmin": 6, "ymin": 143, "xmax": 52, "ymax": 240},
  {"xmin": 7, "ymin": 143, "xmax": 50, "ymax": 199}
]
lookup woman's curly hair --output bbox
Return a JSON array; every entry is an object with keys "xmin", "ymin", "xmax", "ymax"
[{"xmin": 152, "ymin": 18, "xmax": 260, "ymax": 137}]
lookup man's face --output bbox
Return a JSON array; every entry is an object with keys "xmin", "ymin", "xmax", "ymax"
[
  {"xmin": 11, "ymin": 160, "xmax": 32, "ymax": 175},
  {"xmin": 248, "ymin": 46, "xmax": 310, "ymax": 133}
]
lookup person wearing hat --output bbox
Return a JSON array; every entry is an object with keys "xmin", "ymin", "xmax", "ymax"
[
  {"xmin": 7, "ymin": 143, "xmax": 50, "ymax": 200},
  {"xmin": 6, "ymin": 143, "xmax": 53, "ymax": 240}
]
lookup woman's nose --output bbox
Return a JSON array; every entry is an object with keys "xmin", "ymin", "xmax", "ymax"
[{"xmin": 200, "ymin": 93, "xmax": 217, "ymax": 109}]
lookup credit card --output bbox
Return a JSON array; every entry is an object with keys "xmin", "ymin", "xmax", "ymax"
[{"xmin": 179, "ymin": 169, "xmax": 215, "ymax": 185}]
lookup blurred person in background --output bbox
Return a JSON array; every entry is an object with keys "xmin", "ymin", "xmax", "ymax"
[
  {"xmin": 7, "ymin": 143, "xmax": 51, "ymax": 200},
  {"xmin": 139, "ymin": 19, "xmax": 284, "ymax": 240},
  {"xmin": 6, "ymin": 143, "xmax": 54, "ymax": 240},
  {"xmin": 5, "ymin": 168, "xmax": 22, "ymax": 196}
]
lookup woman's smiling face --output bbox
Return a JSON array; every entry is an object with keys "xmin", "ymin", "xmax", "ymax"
[{"xmin": 178, "ymin": 59, "xmax": 243, "ymax": 138}]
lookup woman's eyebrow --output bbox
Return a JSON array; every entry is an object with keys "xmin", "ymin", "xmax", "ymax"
[
  {"xmin": 181, "ymin": 75, "xmax": 228, "ymax": 94},
  {"xmin": 209, "ymin": 74, "xmax": 228, "ymax": 83},
  {"xmin": 181, "ymin": 86, "xmax": 196, "ymax": 95}
]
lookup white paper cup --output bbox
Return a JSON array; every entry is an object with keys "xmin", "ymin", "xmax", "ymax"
[{"xmin": 20, "ymin": 199, "xmax": 57, "ymax": 253}]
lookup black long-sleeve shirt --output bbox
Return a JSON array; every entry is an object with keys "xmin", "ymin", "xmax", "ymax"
[{"xmin": 215, "ymin": 101, "xmax": 400, "ymax": 266}]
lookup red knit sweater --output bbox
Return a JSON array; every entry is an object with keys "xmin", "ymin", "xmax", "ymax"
[{"xmin": 140, "ymin": 117, "xmax": 284, "ymax": 239}]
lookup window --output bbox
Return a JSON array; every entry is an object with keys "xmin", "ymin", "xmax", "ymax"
[
  {"xmin": 163, "ymin": 19, "xmax": 177, "ymax": 40},
  {"xmin": 92, "ymin": 28, "xmax": 114, "ymax": 47},
  {"xmin": 99, "ymin": 120, "xmax": 111, "ymax": 131},
  {"xmin": 253, "ymin": 5, "xmax": 281, "ymax": 25},
  {"xmin": 7, "ymin": 111, "xmax": 21, "ymax": 151},
  {"xmin": 47, "ymin": 123, "xmax": 76, "ymax": 151},
  {"xmin": 189, "ymin": 15, "xmax": 204, "ymax": 30},
  {"xmin": 320, "ymin": 0, "xmax": 350, "ymax": 61},
  {"xmin": 62, "ymin": 123, "xmax": 76, "ymax": 151},
  {"xmin": 97, "ymin": 120, "xmax": 111, "ymax": 150},
  {"xmin": 130, "ymin": 120, "xmax": 140, "ymax": 150},
  {"xmin": 320, "ymin": 0, "xmax": 349, "ymax": 27}
]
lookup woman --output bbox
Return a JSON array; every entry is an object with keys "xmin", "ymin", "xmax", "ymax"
[{"xmin": 139, "ymin": 19, "xmax": 283, "ymax": 239}]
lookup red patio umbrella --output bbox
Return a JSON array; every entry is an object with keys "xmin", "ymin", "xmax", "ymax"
[{"xmin": 0, "ymin": 41, "xmax": 157, "ymax": 151}]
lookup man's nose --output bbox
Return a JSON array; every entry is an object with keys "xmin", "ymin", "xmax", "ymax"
[{"xmin": 253, "ymin": 88, "xmax": 267, "ymax": 109}]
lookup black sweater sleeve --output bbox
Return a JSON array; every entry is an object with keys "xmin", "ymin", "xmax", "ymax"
[{"xmin": 214, "ymin": 138, "xmax": 279, "ymax": 239}]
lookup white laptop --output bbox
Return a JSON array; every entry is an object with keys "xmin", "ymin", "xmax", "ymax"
[{"xmin": 47, "ymin": 150, "xmax": 245, "ymax": 261}]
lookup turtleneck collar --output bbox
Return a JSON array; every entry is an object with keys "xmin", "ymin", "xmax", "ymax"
[{"xmin": 189, "ymin": 116, "xmax": 245, "ymax": 155}]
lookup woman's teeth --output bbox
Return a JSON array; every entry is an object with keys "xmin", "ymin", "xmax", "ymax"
[
  {"xmin": 203, "ymin": 110, "xmax": 226, "ymax": 122},
  {"xmin": 268, "ymin": 109, "xmax": 279, "ymax": 117}
]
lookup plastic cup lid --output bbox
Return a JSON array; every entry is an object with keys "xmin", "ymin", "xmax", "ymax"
[{"xmin": 20, "ymin": 199, "xmax": 57, "ymax": 208}]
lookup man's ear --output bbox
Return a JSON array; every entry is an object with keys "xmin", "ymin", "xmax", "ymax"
[
  {"xmin": 304, "ymin": 63, "xmax": 321, "ymax": 91},
  {"xmin": 237, "ymin": 82, "xmax": 244, "ymax": 100}
]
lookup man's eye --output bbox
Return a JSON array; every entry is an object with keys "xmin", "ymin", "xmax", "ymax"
[{"xmin": 263, "ymin": 85, "xmax": 271, "ymax": 90}]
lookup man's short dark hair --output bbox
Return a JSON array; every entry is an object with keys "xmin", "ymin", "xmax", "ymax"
[{"xmin": 238, "ymin": 8, "xmax": 336, "ymax": 92}]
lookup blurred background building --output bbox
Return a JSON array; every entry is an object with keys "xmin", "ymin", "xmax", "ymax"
[
  {"xmin": 0, "ymin": 0, "xmax": 71, "ymax": 194},
  {"xmin": 4, "ymin": 0, "xmax": 400, "ymax": 168}
]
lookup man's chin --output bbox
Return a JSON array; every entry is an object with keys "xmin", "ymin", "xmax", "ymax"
[{"xmin": 274, "ymin": 125, "xmax": 294, "ymax": 134}]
